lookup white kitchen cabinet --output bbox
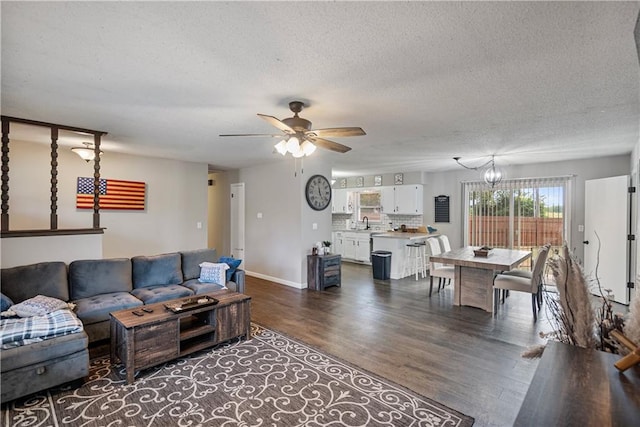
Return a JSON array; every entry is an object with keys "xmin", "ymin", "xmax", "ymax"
[
  {"xmin": 343, "ymin": 235, "xmax": 357, "ymax": 259},
  {"xmin": 355, "ymin": 236, "xmax": 371, "ymax": 262},
  {"xmin": 332, "ymin": 189, "xmax": 353, "ymax": 214},
  {"xmin": 380, "ymin": 185, "xmax": 423, "ymax": 215},
  {"xmin": 395, "ymin": 185, "xmax": 423, "ymax": 214},
  {"xmin": 332, "ymin": 232, "xmax": 344, "ymax": 256},
  {"xmin": 342, "ymin": 232, "xmax": 371, "ymax": 263},
  {"xmin": 380, "ymin": 187, "xmax": 395, "ymax": 214}
]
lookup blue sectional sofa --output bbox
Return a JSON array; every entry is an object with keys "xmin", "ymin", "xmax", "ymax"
[{"xmin": 0, "ymin": 248, "xmax": 244, "ymax": 403}]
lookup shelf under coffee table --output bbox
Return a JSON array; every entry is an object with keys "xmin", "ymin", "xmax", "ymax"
[{"xmin": 109, "ymin": 289, "xmax": 251, "ymax": 384}]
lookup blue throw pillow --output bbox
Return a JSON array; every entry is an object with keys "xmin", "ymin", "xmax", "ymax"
[
  {"xmin": 219, "ymin": 256, "xmax": 242, "ymax": 282},
  {"xmin": 1, "ymin": 293, "xmax": 13, "ymax": 311}
]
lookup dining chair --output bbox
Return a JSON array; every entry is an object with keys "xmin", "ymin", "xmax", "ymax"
[
  {"xmin": 437, "ymin": 235, "xmax": 452, "ymax": 253},
  {"xmin": 492, "ymin": 244, "xmax": 550, "ymax": 321},
  {"xmin": 436, "ymin": 235, "xmax": 453, "ymax": 287},
  {"xmin": 426, "ymin": 237, "xmax": 455, "ymax": 297},
  {"xmin": 499, "ymin": 243, "xmax": 552, "ymax": 302}
]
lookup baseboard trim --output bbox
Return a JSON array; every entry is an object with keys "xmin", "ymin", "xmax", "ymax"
[{"xmin": 245, "ymin": 271, "xmax": 306, "ymax": 289}]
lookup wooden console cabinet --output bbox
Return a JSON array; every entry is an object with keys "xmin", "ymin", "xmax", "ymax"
[
  {"xmin": 110, "ymin": 290, "xmax": 251, "ymax": 383},
  {"xmin": 515, "ymin": 341, "xmax": 640, "ymax": 426},
  {"xmin": 307, "ymin": 254, "xmax": 341, "ymax": 290}
]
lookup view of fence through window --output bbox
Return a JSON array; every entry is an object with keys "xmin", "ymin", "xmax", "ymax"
[{"xmin": 464, "ymin": 176, "xmax": 571, "ymax": 267}]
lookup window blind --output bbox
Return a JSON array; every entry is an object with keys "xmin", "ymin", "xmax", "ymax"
[{"xmin": 463, "ymin": 176, "xmax": 572, "ymax": 257}]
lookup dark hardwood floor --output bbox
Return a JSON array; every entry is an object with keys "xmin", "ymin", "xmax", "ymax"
[{"xmin": 246, "ymin": 262, "xmax": 554, "ymax": 427}]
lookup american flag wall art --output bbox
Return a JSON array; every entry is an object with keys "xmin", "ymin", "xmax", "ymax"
[{"xmin": 76, "ymin": 177, "xmax": 146, "ymax": 210}]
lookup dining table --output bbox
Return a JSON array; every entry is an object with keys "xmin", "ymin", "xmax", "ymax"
[{"xmin": 429, "ymin": 246, "xmax": 532, "ymax": 313}]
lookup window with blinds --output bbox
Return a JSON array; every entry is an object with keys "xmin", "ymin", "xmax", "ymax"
[{"xmin": 463, "ymin": 176, "xmax": 572, "ymax": 257}]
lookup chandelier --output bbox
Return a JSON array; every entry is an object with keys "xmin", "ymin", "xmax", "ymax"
[{"xmin": 453, "ymin": 155, "xmax": 503, "ymax": 187}]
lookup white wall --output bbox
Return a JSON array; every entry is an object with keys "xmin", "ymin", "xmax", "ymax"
[
  {"xmin": 423, "ymin": 154, "xmax": 631, "ymax": 263},
  {"xmin": 238, "ymin": 158, "xmax": 332, "ymax": 288},
  {"xmin": 2, "ymin": 140, "xmax": 209, "ymax": 263},
  {"xmin": 1, "ymin": 234, "xmax": 102, "ymax": 268}
]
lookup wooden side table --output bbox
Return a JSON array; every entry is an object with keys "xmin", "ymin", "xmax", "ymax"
[{"xmin": 307, "ymin": 254, "xmax": 341, "ymax": 290}]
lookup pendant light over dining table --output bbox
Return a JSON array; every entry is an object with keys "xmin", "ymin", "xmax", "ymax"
[{"xmin": 453, "ymin": 155, "xmax": 503, "ymax": 187}]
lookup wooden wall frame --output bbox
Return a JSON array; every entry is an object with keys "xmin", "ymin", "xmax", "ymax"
[{"xmin": 0, "ymin": 116, "xmax": 108, "ymax": 237}]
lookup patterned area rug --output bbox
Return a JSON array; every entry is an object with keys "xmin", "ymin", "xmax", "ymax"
[{"xmin": 2, "ymin": 324, "xmax": 474, "ymax": 426}]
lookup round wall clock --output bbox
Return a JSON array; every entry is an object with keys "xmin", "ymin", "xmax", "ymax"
[{"xmin": 305, "ymin": 174, "xmax": 332, "ymax": 211}]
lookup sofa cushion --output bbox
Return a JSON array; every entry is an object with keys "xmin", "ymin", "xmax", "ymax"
[
  {"xmin": 73, "ymin": 292, "xmax": 143, "ymax": 325},
  {"xmin": 219, "ymin": 256, "xmax": 242, "ymax": 282},
  {"xmin": 69, "ymin": 258, "xmax": 133, "ymax": 300},
  {"xmin": 182, "ymin": 278, "xmax": 226, "ymax": 295},
  {"xmin": 130, "ymin": 284, "xmax": 193, "ymax": 304},
  {"xmin": 132, "ymin": 253, "xmax": 183, "ymax": 289},
  {"xmin": 1, "ymin": 262, "xmax": 69, "ymax": 303},
  {"xmin": 181, "ymin": 248, "xmax": 218, "ymax": 280}
]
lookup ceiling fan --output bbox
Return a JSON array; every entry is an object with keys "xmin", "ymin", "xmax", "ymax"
[{"xmin": 219, "ymin": 101, "xmax": 365, "ymax": 157}]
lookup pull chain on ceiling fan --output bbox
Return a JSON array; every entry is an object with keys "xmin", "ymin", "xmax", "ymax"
[{"xmin": 220, "ymin": 101, "xmax": 366, "ymax": 157}]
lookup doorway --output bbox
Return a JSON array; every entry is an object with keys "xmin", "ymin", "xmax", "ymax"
[{"xmin": 230, "ymin": 183, "xmax": 245, "ymax": 261}]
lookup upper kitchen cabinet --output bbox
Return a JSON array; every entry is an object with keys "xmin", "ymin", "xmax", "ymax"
[
  {"xmin": 380, "ymin": 185, "xmax": 423, "ymax": 215},
  {"xmin": 332, "ymin": 189, "xmax": 354, "ymax": 214}
]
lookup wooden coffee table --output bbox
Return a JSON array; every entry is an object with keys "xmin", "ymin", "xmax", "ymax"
[{"xmin": 110, "ymin": 290, "xmax": 251, "ymax": 384}]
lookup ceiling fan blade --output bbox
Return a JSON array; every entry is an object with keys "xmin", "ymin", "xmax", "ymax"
[
  {"xmin": 219, "ymin": 133, "xmax": 282, "ymax": 138},
  {"xmin": 306, "ymin": 127, "xmax": 366, "ymax": 138},
  {"xmin": 307, "ymin": 137, "xmax": 352, "ymax": 153},
  {"xmin": 257, "ymin": 114, "xmax": 295, "ymax": 134}
]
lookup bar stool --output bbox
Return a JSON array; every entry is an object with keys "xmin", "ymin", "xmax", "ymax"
[
  {"xmin": 404, "ymin": 243, "xmax": 425, "ymax": 280},
  {"xmin": 417, "ymin": 240, "xmax": 429, "ymax": 274}
]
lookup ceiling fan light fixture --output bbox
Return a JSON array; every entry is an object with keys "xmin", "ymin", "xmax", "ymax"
[
  {"xmin": 291, "ymin": 147, "xmax": 305, "ymax": 158},
  {"xmin": 300, "ymin": 140, "xmax": 316, "ymax": 156},
  {"xmin": 286, "ymin": 136, "xmax": 300, "ymax": 153},
  {"xmin": 71, "ymin": 142, "xmax": 102, "ymax": 162},
  {"xmin": 274, "ymin": 140, "xmax": 288, "ymax": 155}
]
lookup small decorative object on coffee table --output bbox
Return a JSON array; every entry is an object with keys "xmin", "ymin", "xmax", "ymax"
[{"xmin": 164, "ymin": 295, "xmax": 218, "ymax": 313}]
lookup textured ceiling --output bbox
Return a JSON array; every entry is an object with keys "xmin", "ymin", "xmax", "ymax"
[{"xmin": 2, "ymin": 1, "xmax": 639, "ymax": 177}]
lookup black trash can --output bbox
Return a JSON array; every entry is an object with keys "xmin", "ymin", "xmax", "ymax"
[{"xmin": 371, "ymin": 250, "xmax": 392, "ymax": 280}]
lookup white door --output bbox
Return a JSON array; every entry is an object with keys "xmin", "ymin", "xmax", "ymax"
[
  {"xmin": 230, "ymin": 183, "xmax": 245, "ymax": 261},
  {"xmin": 584, "ymin": 175, "xmax": 630, "ymax": 304}
]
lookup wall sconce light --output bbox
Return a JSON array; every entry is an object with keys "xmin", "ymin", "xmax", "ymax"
[
  {"xmin": 71, "ymin": 142, "xmax": 102, "ymax": 162},
  {"xmin": 453, "ymin": 155, "xmax": 503, "ymax": 187}
]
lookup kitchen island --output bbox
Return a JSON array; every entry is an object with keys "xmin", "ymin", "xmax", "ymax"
[{"xmin": 372, "ymin": 232, "xmax": 438, "ymax": 279}]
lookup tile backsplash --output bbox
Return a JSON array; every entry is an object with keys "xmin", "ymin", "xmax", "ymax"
[{"xmin": 332, "ymin": 213, "xmax": 424, "ymax": 231}]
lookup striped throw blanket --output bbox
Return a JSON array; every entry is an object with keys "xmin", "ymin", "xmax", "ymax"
[{"xmin": 1, "ymin": 309, "xmax": 84, "ymax": 349}]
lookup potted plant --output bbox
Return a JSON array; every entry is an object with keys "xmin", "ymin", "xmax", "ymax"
[{"xmin": 322, "ymin": 241, "xmax": 332, "ymax": 254}]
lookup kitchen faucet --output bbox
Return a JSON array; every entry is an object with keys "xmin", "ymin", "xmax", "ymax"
[{"xmin": 362, "ymin": 216, "xmax": 370, "ymax": 230}]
